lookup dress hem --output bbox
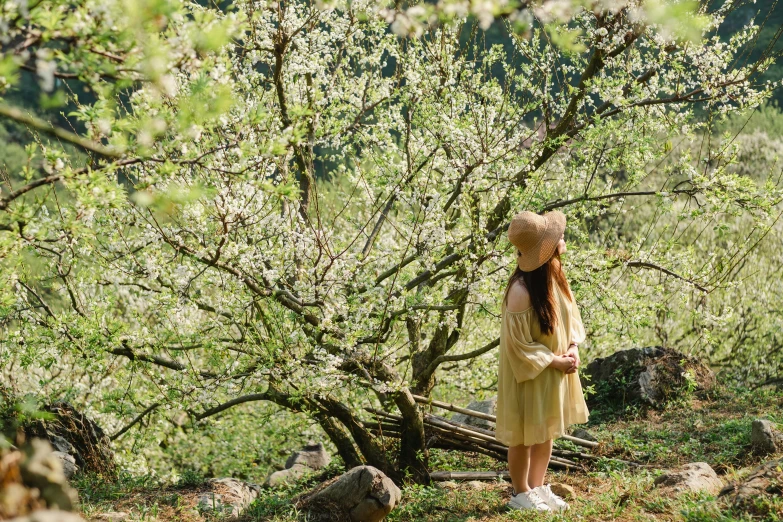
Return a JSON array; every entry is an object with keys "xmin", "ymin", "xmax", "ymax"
[{"xmin": 494, "ymin": 416, "xmax": 589, "ymax": 447}]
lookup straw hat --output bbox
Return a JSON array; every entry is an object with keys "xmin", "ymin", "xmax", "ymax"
[{"xmin": 507, "ymin": 210, "xmax": 566, "ymax": 272}]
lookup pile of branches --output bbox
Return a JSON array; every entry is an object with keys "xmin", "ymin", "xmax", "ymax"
[{"xmin": 363, "ymin": 395, "xmax": 641, "ymax": 480}]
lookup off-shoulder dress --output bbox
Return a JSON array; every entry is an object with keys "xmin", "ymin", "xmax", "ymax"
[{"xmin": 495, "ymin": 281, "xmax": 589, "ymax": 447}]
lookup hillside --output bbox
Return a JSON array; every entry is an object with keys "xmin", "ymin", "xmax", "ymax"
[{"xmin": 68, "ymin": 382, "xmax": 783, "ymax": 521}]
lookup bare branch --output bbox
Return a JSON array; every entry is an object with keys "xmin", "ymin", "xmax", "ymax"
[
  {"xmin": 110, "ymin": 402, "xmax": 161, "ymax": 440},
  {"xmin": 194, "ymin": 393, "xmax": 269, "ymax": 420}
]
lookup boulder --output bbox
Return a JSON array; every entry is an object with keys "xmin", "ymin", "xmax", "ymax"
[
  {"xmin": 580, "ymin": 346, "xmax": 715, "ymax": 410},
  {"xmin": 285, "ymin": 443, "xmax": 331, "ymax": 470},
  {"xmin": 298, "ymin": 466, "xmax": 401, "ymax": 522},
  {"xmin": 569, "ymin": 428, "xmax": 597, "ymax": 442},
  {"xmin": 197, "ymin": 478, "xmax": 260, "ymax": 517},
  {"xmin": 24, "ymin": 402, "xmax": 115, "ymax": 477},
  {"xmin": 450, "ymin": 398, "xmax": 496, "ymax": 430},
  {"xmin": 52, "ymin": 452, "xmax": 78, "ymax": 480},
  {"xmin": 653, "ymin": 462, "xmax": 723, "ymax": 495},
  {"xmin": 265, "ymin": 443, "xmax": 331, "ymax": 487},
  {"xmin": 719, "ymin": 457, "xmax": 783, "ymax": 510},
  {"xmin": 265, "ymin": 465, "xmax": 311, "ymax": 487},
  {"xmin": 750, "ymin": 419, "xmax": 783, "ymax": 456}
]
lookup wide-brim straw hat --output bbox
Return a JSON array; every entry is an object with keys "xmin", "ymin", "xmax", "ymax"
[{"xmin": 508, "ymin": 210, "xmax": 566, "ymax": 272}]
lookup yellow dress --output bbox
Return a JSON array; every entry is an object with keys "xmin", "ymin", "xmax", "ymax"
[{"xmin": 495, "ymin": 281, "xmax": 589, "ymax": 447}]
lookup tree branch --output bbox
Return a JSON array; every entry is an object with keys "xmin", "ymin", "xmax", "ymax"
[
  {"xmin": 110, "ymin": 402, "xmax": 160, "ymax": 440},
  {"xmin": 194, "ymin": 393, "xmax": 269, "ymax": 420},
  {"xmin": 420, "ymin": 338, "xmax": 500, "ymax": 379},
  {"xmin": 625, "ymin": 261, "xmax": 708, "ymax": 292},
  {"xmin": 0, "ymin": 103, "xmax": 123, "ymax": 158}
]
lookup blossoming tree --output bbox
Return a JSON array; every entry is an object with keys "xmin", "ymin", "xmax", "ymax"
[{"xmin": 1, "ymin": 0, "xmax": 781, "ymax": 483}]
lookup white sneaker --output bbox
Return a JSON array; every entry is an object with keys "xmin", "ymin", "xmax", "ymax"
[
  {"xmin": 534, "ymin": 483, "xmax": 570, "ymax": 512},
  {"xmin": 507, "ymin": 488, "xmax": 552, "ymax": 511}
]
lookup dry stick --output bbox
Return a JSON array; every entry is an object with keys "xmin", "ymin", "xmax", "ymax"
[
  {"xmin": 411, "ymin": 394, "xmax": 496, "ymax": 422},
  {"xmin": 430, "ymin": 471, "xmax": 511, "ymax": 481},
  {"xmin": 424, "ymin": 416, "xmax": 498, "ymax": 444},
  {"xmin": 411, "ymin": 394, "xmax": 599, "ymax": 449},
  {"xmin": 362, "ymin": 422, "xmax": 401, "ymax": 432},
  {"xmin": 424, "ymin": 421, "xmax": 500, "ymax": 447},
  {"xmin": 428, "ymin": 437, "xmax": 507, "ymax": 461},
  {"xmin": 426, "ymin": 413, "xmax": 496, "ymax": 437},
  {"xmin": 365, "ymin": 407, "xmax": 402, "ymax": 422}
]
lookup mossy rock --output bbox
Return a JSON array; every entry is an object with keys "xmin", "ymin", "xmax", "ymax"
[
  {"xmin": 580, "ymin": 346, "xmax": 715, "ymax": 413},
  {"xmin": 0, "ymin": 389, "xmax": 115, "ymax": 478}
]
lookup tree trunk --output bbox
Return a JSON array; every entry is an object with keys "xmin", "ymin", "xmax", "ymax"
[
  {"xmin": 315, "ymin": 414, "xmax": 364, "ymax": 469},
  {"xmin": 316, "ymin": 395, "xmax": 403, "ymax": 484},
  {"xmin": 394, "ymin": 389, "xmax": 430, "ymax": 485}
]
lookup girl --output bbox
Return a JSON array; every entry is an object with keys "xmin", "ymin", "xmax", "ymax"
[{"xmin": 495, "ymin": 210, "xmax": 589, "ymax": 512}]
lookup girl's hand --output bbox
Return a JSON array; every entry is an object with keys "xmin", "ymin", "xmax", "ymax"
[
  {"xmin": 564, "ymin": 346, "xmax": 580, "ymax": 374},
  {"xmin": 551, "ymin": 354, "xmax": 576, "ymax": 373}
]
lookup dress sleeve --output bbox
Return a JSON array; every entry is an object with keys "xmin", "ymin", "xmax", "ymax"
[
  {"xmin": 504, "ymin": 310, "xmax": 555, "ymax": 383},
  {"xmin": 570, "ymin": 299, "xmax": 586, "ymax": 345}
]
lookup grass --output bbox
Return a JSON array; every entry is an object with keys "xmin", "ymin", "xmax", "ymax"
[{"xmin": 74, "ymin": 383, "xmax": 783, "ymax": 521}]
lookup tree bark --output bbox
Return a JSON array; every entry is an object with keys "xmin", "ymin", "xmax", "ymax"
[
  {"xmin": 315, "ymin": 413, "xmax": 364, "ymax": 469},
  {"xmin": 393, "ymin": 389, "xmax": 430, "ymax": 485}
]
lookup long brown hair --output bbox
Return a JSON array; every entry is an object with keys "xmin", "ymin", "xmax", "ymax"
[{"xmin": 502, "ymin": 249, "xmax": 573, "ymax": 336}]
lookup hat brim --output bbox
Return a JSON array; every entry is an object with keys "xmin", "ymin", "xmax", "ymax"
[{"xmin": 516, "ymin": 211, "xmax": 566, "ymax": 272}]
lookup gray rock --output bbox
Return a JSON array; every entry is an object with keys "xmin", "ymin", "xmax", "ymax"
[
  {"xmin": 265, "ymin": 443, "xmax": 331, "ymax": 487},
  {"xmin": 8, "ymin": 510, "xmax": 86, "ymax": 522},
  {"xmin": 204, "ymin": 478, "xmax": 260, "ymax": 517},
  {"xmin": 450, "ymin": 398, "xmax": 496, "ymax": 430},
  {"xmin": 751, "ymin": 419, "xmax": 783, "ymax": 456},
  {"xmin": 49, "ymin": 435, "xmax": 75, "ymax": 456},
  {"xmin": 285, "ymin": 443, "xmax": 331, "ymax": 470},
  {"xmin": 581, "ymin": 346, "xmax": 715, "ymax": 409},
  {"xmin": 265, "ymin": 463, "xmax": 312, "ymax": 487},
  {"xmin": 198, "ymin": 478, "xmax": 261, "ymax": 517},
  {"xmin": 302, "ymin": 466, "xmax": 401, "ymax": 522},
  {"xmin": 52, "ymin": 451, "xmax": 79, "ymax": 480},
  {"xmin": 653, "ymin": 462, "xmax": 723, "ymax": 495},
  {"xmin": 719, "ymin": 457, "xmax": 783, "ymax": 508},
  {"xmin": 570, "ymin": 428, "xmax": 597, "ymax": 442}
]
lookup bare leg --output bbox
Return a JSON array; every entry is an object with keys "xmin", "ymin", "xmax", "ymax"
[
  {"xmin": 507, "ymin": 443, "xmax": 531, "ymax": 493},
  {"xmin": 528, "ymin": 438, "xmax": 553, "ymax": 488}
]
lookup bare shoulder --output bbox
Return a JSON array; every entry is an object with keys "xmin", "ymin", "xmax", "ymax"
[{"xmin": 506, "ymin": 280, "xmax": 532, "ymax": 313}]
